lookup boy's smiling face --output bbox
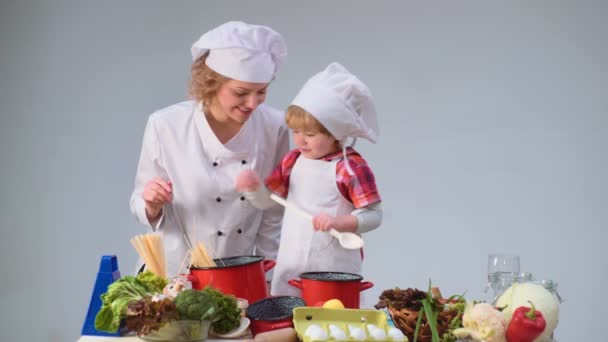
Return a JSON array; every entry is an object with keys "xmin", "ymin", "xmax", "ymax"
[{"xmin": 293, "ymin": 129, "xmax": 339, "ymax": 159}]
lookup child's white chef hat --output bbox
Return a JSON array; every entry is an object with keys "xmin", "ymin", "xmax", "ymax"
[
  {"xmin": 291, "ymin": 62, "xmax": 379, "ymax": 143},
  {"xmin": 191, "ymin": 21, "xmax": 287, "ymax": 83}
]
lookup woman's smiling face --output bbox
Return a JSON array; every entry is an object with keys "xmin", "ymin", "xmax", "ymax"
[{"xmin": 213, "ymin": 79, "xmax": 269, "ymax": 124}]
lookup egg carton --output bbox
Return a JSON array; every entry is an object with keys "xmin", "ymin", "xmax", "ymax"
[{"xmin": 293, "ymin": 307, "xmax": 407, "ymax": 342}]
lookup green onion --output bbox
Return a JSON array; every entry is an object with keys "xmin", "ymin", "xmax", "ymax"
[{"xmin": 421, "ymin": 298, "xmax": 440, "ymax": 342}]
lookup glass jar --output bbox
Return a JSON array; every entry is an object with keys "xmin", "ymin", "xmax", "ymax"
[
  {"xmin": 488, "ymin": 272, "xmax": 542, "ymax": 304},
  {"xmin": 516, "ymin": 272, "xmax": 534, "ymax": 282},
  {"xmin": 539, "ymin": 279, "xmax": 563, "ymax": 303},
  {"xmin": 489, "ymin": 272, "xmax": 518, "ymax": 303}
]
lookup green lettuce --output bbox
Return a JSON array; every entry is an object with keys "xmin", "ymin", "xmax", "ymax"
[{"xmin": 94, "ymin": 272, "xmax": 167, "ymax": 333}]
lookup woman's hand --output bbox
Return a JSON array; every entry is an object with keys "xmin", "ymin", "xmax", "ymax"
[
  {"xmin": 142, "ymin": 177, "xmax": 173, "ymax": 222},
  {"xmin": 236, "ymin": 170, "xmax": 261, "ymax": 192}
]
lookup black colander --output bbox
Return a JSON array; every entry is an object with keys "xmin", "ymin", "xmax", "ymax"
[
  {"xmin": 299, "ymin": 271, "xmax": 363, "ymax": 282},
  {"xmin": 189, "ymin": 255, "xmax": 263, "ymax": 270},
  {"xmin": 246, "ymin": 296, "xmax": 305, "ymax": 321}
]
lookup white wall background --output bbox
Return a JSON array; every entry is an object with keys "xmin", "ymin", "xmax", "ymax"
[{"xmin": 1, "ymin": 1, "xmax": 606, "ymax": 341}]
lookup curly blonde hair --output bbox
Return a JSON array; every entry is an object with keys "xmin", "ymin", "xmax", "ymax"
[
  {"xmin": 188, "ymin": 52, "xmax": 230, "ymax": 107},
  {"xmin": 286, "ymin": 105, "xmax": 340, "ymax": 150},
  {"xmin": 285, "ymin": 105, "xmax": 331, "ymax": 134}
]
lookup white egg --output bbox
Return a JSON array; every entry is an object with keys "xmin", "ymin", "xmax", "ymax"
[
  {"xmin": 328, "ymin": 324, "xmax": 341, "ymax": 331},
  {"xmin": 349, "ymin": 326, "xmax": 367, "ymax": 340},
  {"xmin": 387, "ymin": 327, "xmax": 407, "ymax": 341},
  {"xmin": 366, "ymin": 323, "xmax": 379, "ymax": 331},
  {"xmin": 305, "ymin": 324, "xmax": 328, "ymax": 341},
  {"xmin": 308, "ymin": 330, "xmax": 328, "ymax": 341},
  {"xmin": 305, "ymin": 324, "xmax": 321, "ymax": 336},
  {"xmin": 328, "ymin": 324, "xmax": 347, "ymax": 340},
  {"xmin": 365, "ymin": 324, "xmax": 388, "ymax": 340}
]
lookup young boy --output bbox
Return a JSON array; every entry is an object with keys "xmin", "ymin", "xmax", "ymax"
[{"xmin": 236, "ymin": 62, "xmax": 382, "ymax": 297}]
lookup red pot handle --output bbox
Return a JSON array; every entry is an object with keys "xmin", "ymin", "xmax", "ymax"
[
  {"xmin": 288, "ymin": 279, "xmax": 302, "ymax": 289},
  {"xmin": 269, "ymin": 321, "xmax": 294, "ymax": 331},
  {"xmin": 360, "ymin": 281, "xmax": 374, "ymax": 292},
  {"xmin": 263, "ymin": 260, "xmax": 276, "ymax": 272},
  {"xmin": 182, "ymin": 274, "xmax": 199, "ymax": 287}
]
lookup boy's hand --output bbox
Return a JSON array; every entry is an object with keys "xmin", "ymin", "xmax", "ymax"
[
  {"xmin": 313, "ymin": 213, "xmax": 359, "ymax": 233},
  {"xmin": 236, "ymin": 169, "xmax": 261, "ymax": 192},
  {"xmin": 312, "ymin": 212, "xmax": 337, "ymax": 232}
]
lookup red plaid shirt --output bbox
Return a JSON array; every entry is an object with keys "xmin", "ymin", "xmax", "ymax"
[{"xmin": 265, "ymin": 147, "xmax": 381, "ymax": 208}]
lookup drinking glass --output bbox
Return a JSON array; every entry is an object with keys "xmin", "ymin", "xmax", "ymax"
[
  {"xmin": 484, "ymin": 254, "xmax": 520, "ymax": 299},
  {"xmin": 487, "ymin": 254, "xmax": 520, "ymax": 283}
]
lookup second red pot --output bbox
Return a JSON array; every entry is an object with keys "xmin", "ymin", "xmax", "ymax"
[
  {"xmin": 288, "ymin": 271, "xmax": 373, "ymax": 309},
  {"xmin": 246, "ymin": 296, "xmax": 305, "ymax": 336},
  {"xmin": 188, "ymin": 255, "xmax": 275, "ymax": 304}
]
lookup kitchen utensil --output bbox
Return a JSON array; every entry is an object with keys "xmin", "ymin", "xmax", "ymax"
[
  {"xmin": 269, "ymin": 194, "xmax": 364, "ymax": 249},
  {"xmin": 252, "ymin": 327, "xmax": 298, "ymax": 342},
  {"xmin": 288, "ymin": 271, "xmax": 373, "ymax": 309},
  {"xmin": 187, "ymin": 255, "xmax": 275, "ymax": 304},
  {"xmin": 211, "ymin": 316, "xmax": 250, "ymax": 338},
  {"xmin": 246, "ymin": 296, "xmax": 305, "ymax": 336}
]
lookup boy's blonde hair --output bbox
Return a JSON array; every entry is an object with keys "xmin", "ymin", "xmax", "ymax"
[
  {"xmin": 189, "ymin": 52, "xmax": 231, "ymax": 108},
  {"xmin": 286, "ymin": 105, "xmax": 332, "ymax": 135},
  {"xmin": 286, "ymin": 105, "xmax": 341, "ymax": 149}
]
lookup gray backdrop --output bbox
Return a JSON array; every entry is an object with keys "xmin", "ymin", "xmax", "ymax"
[{"xmin": 1, "ymin": 1, "xmax": 606, "ymax": 341}]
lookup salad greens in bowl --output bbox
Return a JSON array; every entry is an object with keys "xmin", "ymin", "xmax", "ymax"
[
  {"xmin": 94, "ymin": 272, "xmax": 241, "ymax": 341},
  {"xmin": 138, "ymin": 320, "xmax": 210, "ymax": 342}
]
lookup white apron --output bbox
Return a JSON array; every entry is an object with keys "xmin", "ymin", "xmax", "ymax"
[{"xmin": 271, "ymin": 155, "xmax": 362, "ymax": 297}]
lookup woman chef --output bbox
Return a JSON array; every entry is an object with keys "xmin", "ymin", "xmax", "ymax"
[{"xmin": 129, "ymin": 21, "xmax": 289, "ymax": 277}]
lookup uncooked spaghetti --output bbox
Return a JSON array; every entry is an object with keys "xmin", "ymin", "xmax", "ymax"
[
  {"xmin": 190, "ymin": 241, "xmax": 216, "ymax": 268},
  {"xmin": 130, "ymin": 233, "xmax": 166, "ymax": 278}
]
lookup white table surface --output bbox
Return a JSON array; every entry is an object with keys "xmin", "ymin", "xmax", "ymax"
[{"xmin": 78, "ymin": 336, "xmax": 247, "ymax": 342}]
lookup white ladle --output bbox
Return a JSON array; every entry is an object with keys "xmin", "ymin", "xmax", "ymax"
[{"xmin": 270, "ymin": 194, "xmax": 364, "ymax": 250}]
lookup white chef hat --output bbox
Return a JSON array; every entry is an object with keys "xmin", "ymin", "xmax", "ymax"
[
  {"xmin": 291, "ymin": 63, "xmax": 379, "ymax": 175},
  {"xmin": 291, "ymin": 62, "xmax": 379, "ymax": 143},
  {"xmin": 191, "ymin": 21, "xmax": 287, "ymax": 83}
]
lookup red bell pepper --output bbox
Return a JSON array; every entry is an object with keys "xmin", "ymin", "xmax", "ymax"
[{"xmin": 506, "ymin": 301, "xmax": 546, "ymax": 342}]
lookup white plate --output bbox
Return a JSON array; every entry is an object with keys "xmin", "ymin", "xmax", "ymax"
[{"xmin": 210, "ymin": 317, "xmax": 250, "ymax": 338}]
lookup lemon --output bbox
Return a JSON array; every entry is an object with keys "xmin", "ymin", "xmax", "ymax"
[{"xmin": 322, "ymin": 299, "xmax": 345, "ymax": 309}]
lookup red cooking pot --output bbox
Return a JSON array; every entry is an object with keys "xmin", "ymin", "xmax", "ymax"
[
  {"xmin": 246, "ymin": 296, "xmax": 305, "ymax": 336},
  {"xmin": 188, "ymin": 255, "xmax": 275, "ymax": 304},
  {"xmin": 288, "ymin": 271, "xmax": 373, "ymax": 309}
]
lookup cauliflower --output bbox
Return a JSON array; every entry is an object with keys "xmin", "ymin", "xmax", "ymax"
[
  {"xmin": 163, "ymin": 277, "xmax": 187, "ymax": 299},
  {"xmin": 452, "ymin": 302, "xmax": 506, "ymax": 342}
]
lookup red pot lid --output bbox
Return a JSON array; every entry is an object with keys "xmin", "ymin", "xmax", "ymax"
[
  {"xmin": 299, "ymin": 271, "xmax": 363, "ymax": 282},
  {"xmin": 246, "ymin": 296, "xmax": 305, "ymax": 321},
  {"xmin": 189, "ymin": 255, "xmax": 264, "ymax": 270}
]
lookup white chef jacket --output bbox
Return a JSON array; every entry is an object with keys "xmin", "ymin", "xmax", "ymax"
[{"xmin": 130, "ymin": 100, "xmax": 289, "ymax": 277}]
